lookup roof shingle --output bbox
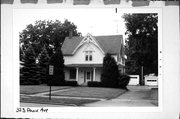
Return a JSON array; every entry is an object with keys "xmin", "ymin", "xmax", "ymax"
[{"xmin": 61, "ymin": 35, "xmax": 123, "ymax": 55}]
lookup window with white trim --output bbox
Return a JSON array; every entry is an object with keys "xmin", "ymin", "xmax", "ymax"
[{"xmin": 85, "ymin": 51, "xmax": 93, "ymax": 61}]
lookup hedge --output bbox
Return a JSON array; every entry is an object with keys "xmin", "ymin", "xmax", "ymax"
[
  {"xmin": 118, "ymin": 74, "xmax": 130, "ymax": 90},
  {"xmin": 48, "ymin": 80, "xmax": 78, "ymax": 86},
  {"xmin": 65, "ymin": 81, "xmax": 78, "ymax": 86},
  {"xmin": 20, "ymin": 79, "xmax": 40, "ymax": 85},
  {"xmin": 88, "ymin": 81, "xmax": 102, "ymax": 87}
]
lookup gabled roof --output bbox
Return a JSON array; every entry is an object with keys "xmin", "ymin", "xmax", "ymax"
[
  {"xmin": 61, "ymin": 34, "xmax": 123, "ymax": 55},
  {"xmin": 94, "ymin": 35, "xmax": 123, "ymax": 55},
  {"xmin": 61, "ymin": 36, "xmax": 84, "ymax": 55}
]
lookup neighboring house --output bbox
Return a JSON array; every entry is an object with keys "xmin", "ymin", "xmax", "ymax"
[{"xmin": 61, "ymin": 33, "xmax": 126, "ymax": 85}]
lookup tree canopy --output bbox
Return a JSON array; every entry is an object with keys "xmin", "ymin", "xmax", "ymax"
[
  {"xmin": 20, "ymin": 19, "xmax": 81, "ymax": 85},
  {"xmin": 122, "ymin": 13, "xmax": 158, "ymax": 76},
  {"xmin": 20, "ymin": 19, "xmax": 81, "ymax": 58}
]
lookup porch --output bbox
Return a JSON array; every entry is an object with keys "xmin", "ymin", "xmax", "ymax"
[{"xmin": 64, "ymin": 64, "xmax": 103, "ymax": 85}]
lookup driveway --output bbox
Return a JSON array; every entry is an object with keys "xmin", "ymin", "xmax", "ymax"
[{"xmin": 84, "ymin": 86, "xmax": 158, "ymax": 107}]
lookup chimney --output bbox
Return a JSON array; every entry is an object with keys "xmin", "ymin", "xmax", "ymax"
[{"xmin": 69, "ymin": 29, "xmax": 73, "ymax": 39}]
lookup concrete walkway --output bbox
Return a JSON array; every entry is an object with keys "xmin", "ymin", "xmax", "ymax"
[
  {"xmin": 84, "ymin": 86, "xmax": 158, "ymax": 107},
  {"xmin": 20, "ymin": 103, "xmax": 69, "ymax": 107}
]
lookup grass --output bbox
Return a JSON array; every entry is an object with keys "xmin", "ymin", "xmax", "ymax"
[
  {"xmin": 20, "ymin": 85, "xmax": 70, "ymax": 95},
  {"xmin": 50, "ymin": 87, "xmax": 126, "ymax": 100},
  {"xmin": 20, "ymin": 86, "xmax": 126, "ymax": 106},
  {"xmin": 20, "ymin": 96, "xmax": 99, "ymax": 106}
]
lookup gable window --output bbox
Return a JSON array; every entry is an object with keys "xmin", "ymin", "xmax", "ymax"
[
  {"xmin": 85, "ymin": 55, "xmax": 88, "ymax": 61},
  {"xmin": 85, "ymin": 51, "xmax": 93, "ymax": 61},
  {"xmin": 70, "ymin": 69, "xmax": 76, "ymax": 79},
  {"xmin": 89, "ymin": 54, "xmax": 92, "ymax": 61}
]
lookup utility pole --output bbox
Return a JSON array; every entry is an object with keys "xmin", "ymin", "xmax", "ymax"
[{"xmin": 141, "ymin": 65, "xmax": 144, "ymax": 85}]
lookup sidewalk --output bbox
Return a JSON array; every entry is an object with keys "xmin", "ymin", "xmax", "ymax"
[
  {"xmin": 84, "ymin": 86, "xmax": 158, "ymax": 107},
  {"xmin": 20, "ymin": 103, "xmax": 69, "ymax": 107}
]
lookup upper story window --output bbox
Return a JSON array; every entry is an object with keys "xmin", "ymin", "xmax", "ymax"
[{"xmin": 85, "ymin": 51, "xmax": 93, "ymax": 61}]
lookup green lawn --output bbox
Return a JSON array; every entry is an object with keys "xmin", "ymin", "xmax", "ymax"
[
  {"xmin": 20, "ymin": 85, "xmax": 70, "ymax": 95},
  {"xmin": 20, "ymin": 96, "xmax": 99, "ymax": 106},
  {"xmin": 50, "ymin": 87, "xmax": 126, "ymax": 100}
]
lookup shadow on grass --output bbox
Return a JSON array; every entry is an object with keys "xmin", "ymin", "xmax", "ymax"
[{"xmin": 20, "ymin": 96, "xmax": 99, "ymax": 106}]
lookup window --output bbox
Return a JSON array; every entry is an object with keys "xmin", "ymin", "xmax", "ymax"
[
  {"xmin": 89, "ymin": 55, "xmax": 92, "ymax": 61},
  {"xmin": 85, "ymin": 51, "xmax": 93, "ymax": 61},
  {"xmin": 85, "ymin": 55, "xmax": 88, "ymax": 61},
  {"xmin": 70, "ymin": 69, "xmax": 76, "ymax": 79}
]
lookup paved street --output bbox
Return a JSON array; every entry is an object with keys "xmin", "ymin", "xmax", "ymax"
[{"xmin": 84, "ymin": 86, "xmax": 158, "ymax": 107}]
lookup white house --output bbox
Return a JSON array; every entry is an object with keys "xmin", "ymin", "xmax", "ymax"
[{"xmin": 61, "ymin": 33, "xmax": 126, "ymax": 85}]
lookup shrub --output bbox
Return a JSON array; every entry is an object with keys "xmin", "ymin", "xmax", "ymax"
[
  {"xmin": 118, "ymin": 74, "xmax": 130, "ymax": 90},
  {"xmin": 88, "ymin": 81, "xmax": 102, "ymax": 87},
  {"xmin": 47, "ymin": 79, "xmax": 78, "ymax": 86},
  {"xmin": 47, "ymin": 77, "xmax": 65, "ymax": 86},
  {"xmin": 20, "ymin": 79, "xmax": 40, "ymax": 85},
  {"xmin": 101, "ymin": 53, "xmax": 119, "ymax": 88},
  {"xmin": 65, "ymin": 81, "xmax": 78, "ymax": 86}
]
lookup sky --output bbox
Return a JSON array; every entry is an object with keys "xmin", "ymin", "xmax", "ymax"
[{"xmin": 13, "ymin": 8, "xmax": 127, "ymax": 37}]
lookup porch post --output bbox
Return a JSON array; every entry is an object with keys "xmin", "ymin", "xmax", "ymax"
[
  {"xmin": 93, "ymin": 67, "xmax": 96, "ymax": 81},
  {"xmin": 76, "ymin": 67, "xmax": 79, "ymax": 82}
]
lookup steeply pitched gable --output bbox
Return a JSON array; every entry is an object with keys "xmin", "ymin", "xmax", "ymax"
[
  {"xmin": 61, "ymin": 36, "xmax": 84, "ymax": 55},
  {"xmin": 94, "ymin": 35, "xmax": 123, "ymax": 55},
  {"xmin": 61, "ymin": 34, "xmax": 123, "ymax": 56}
]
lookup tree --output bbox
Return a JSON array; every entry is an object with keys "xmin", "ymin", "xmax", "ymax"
[
  {"xmin": 19, "ymin": 19, "xmax": 81, "ymax": 58},
  {"xmin": 48, "ymin": 47, "xmax": 65, "ymax": 86},
  {"xmin": 20, "ymin": 45, "xmax": 40, "ymax": 85},
  {"xmin": 20, "ymin": 19, "xmax": 81, "ymax": 84},
  {"xmin": 122, "ymin": 14, "xmax": 158, "ymax": 77},
  {"xmin": 38, "ymin": 45, "xmax": 50, "ymax": 84},
  {"xmin": 101, "ymin": 53, "xmax": 119, "ymax": 88}
]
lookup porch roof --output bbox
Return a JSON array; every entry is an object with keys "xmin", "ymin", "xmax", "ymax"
[
  {"xmin": 65, "ymin": 64, "xmax": 103, "ymax": 68},
  {"xmin": 65, "ymin": 63, "xmax": 125, "ymax": 68}
]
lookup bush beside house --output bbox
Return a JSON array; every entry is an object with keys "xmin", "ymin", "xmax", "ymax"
[
  {"xmin": 64, "ymin": 81, "xmax": 78, "ymax": 86},
  {"xmin": 118, "ymin": 74, "xmax": 130, "ymax": 90},
  {"xmin": 88, "ymin": 81, "xmax": 102, "ymax": 87},
  {"xmin": 88, "ymin": 54, "xmax": 130, "ymax": 89},
  {"xmin": 101, "ymin": 53, "xmax": 119, "ymax": 88},
  {"xmin": 88, "ymin": 75, "xmax": 130, "ymax": 89}
]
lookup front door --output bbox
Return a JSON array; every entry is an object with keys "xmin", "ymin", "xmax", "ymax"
[{"xmin": 84, "ymin": 70, "xmax": 93, "ymax": 82}]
